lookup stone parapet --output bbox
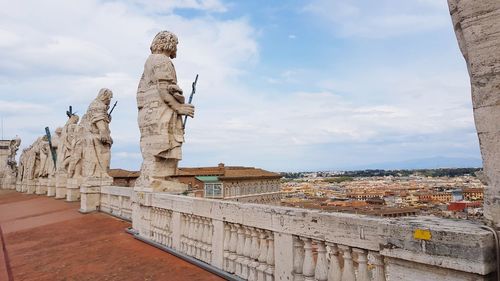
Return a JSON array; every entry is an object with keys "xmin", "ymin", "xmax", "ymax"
[
  {"xmin": 55, "ymin": 173, "xmax": 67, "ymax": 199},
  {"xmin": 127, "ymin": 191, "xmax": 496, "ymax": 281},
  {"xmin": 99, "ymin": 185, "xmax": 134, "ymax": 221},
  {"xmin": 66, "ymin": 178, "xmax": 82, "ymax": 202},
  {"xmin": 35, "ymin": 178, "xmax": 48, "ymax": 195}
]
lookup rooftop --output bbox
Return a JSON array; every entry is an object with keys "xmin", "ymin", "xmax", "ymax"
[{"xmin": 0, "ymin": 190, "xmax": 222, "ymax": 281}]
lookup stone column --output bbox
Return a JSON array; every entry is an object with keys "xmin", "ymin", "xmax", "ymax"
[
  {"xmin": 66, "ymin": 177, "xmax": 83, "ymax": 202},
  {"xmin": 55, "ymin": 173, "xmax": 67, "ymax": 199},
  {"xmin": 274, "ymin": 233, "xmax": 294, "ymax": 281},
  {"xmin": 448, "ymin": 0, "xmax": 500, "ymax": 226}
]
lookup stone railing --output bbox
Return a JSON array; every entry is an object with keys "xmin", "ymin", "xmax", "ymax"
[
  {"xmin": 225, "ymin": 191, "xmax": 282, "ymax": 205},
  {"xmin": 99, "ymin": 186, "xmax": 134, "ymax": 221},
  {"xmin": 130, "ymin": 191, "xmax": 496, "ymax": 281}
]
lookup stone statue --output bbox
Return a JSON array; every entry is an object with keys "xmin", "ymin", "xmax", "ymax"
[
  {"xmin": 80, "ymin": 88, "xmax": 113, "ymax": 179},
  {"xmin": 7, "ymin": 137, "xmax": 21, "ymax": 169},
  {"xmin": 57, "ymin": 114, "xmax": 80, "ymax": 174},
  {"xmin": 37, "ymin": 136, "xmax": 50, "ymax": 179},
  {"xmin": 1, "ymin": 137, "xmax": 21, "ymax": 189},
  {"xmin": 67, "ymin": 124, "xmax": 84, "ymax": 179},
  {"xmin": 47, "ymin": 128, "xmax": 61, "ymax": 178},
  {"xmin": 135, "ymin": 30, "xmax": 195, "ymax": 190}
]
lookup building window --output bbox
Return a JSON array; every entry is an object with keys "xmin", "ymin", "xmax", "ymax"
[{"xmin": 205, "ymin": 183, "xmax": 223, "ymax": 198}]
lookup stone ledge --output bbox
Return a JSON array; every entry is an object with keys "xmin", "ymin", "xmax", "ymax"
[{"xmin": 147, "ymin": 192, "xmax": 496, "ymax": 275}]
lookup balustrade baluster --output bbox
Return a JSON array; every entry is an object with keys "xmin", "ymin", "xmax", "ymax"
[
  {"xmin": 228, "ymin": 224, "xmax": 238, "ymax": 273},
  {"xmin": 292, "ymin": 237, "xmax": 305, "ymax": 281},
  {"xmin": 265, "ymin": 231, "xmax": 275, "ymax": 281},
  {"xmin": 160, "ymin": 210, "xmax": 166, "ymax": 245},
  {"xmin": 301, "ymin": 238, "xmax": 315, "ymax": 281},
  {"xmin": 248, "ymin": 228, "xmax": 260, "ymax": 281},
  {"xmin": 339, "ymin": 246, "xmax": 356, "ymax": 281},
  {"xmin": 353, "ymin": 248, "xmax": 370, "ymax": 281},
  {"xmin": 369, "ymin": 252, "xmax": 386, "ymax": 281},
  {"xmin": 206, "ymin": 220, "xmax": 213, "ymax": 263},
  {"xmin": 188, "ymin": 216, "xmax": 195, "ymax": 256},
  {"xmin": 223, "ymin": 224, "xmax": 231, "ymax": 271},
  {"xmin": 196, "ymin": 217, "xmax": 204, "ymax": 260},
  {"xmin": 256, "ymin": 230, "xmax": 268, "ymax": 281},
  {"xmin": 326, "ymin": 243, "xmax": 342, "ymax": 281},
  {"xmin": 181, "ymin": 215, "xmax": 187, "ymax": 253},
  {"xmin": 168, "ymin": 212, "xmax": 172, "ymax": 247},
  {"xmin": 314, "ymin": 240, "xmax": 328, "ymax": 281},
  {"xmin": 235, "ymin": 224, "xmax": 245, "ymax": 277},
  {"xmin": 151, "ymin": 208, "xmax": 156, "ymax": 241},
  {"xmin": 241, "ymin": 227, "xmax": 253, "ymax": 279}
]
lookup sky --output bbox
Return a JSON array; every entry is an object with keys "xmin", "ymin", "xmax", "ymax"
[{"xmin": 0, "ymin": 0, "xmax": 481, "ymax": 172}]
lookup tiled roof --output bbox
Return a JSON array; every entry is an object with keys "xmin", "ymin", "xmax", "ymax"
[
  {"xmin": 175, "ymin": 164, "xmax": 281, "ymax": 180},
  {"xmin": 108, "ymin": 169, "xmax": 140, "ymax": 178}
]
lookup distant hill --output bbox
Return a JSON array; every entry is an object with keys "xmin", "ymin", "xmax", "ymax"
[{"xmin": 349, "ymin": 156, "xmax": 482, "ymax": 170}]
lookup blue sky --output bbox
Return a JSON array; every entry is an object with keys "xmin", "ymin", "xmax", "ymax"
[{"xmin": 0, "ymin": 0, "xmax": 480, "ymax": 172}]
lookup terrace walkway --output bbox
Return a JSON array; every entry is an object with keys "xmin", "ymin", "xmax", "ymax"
[{"xmin": 0, "ymin": 190, "xmax": 223, "ymax": 281}]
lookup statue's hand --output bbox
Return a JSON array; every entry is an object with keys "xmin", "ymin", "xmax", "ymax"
[
  {"xmin": 179, "ymin": 104, "xmax": 195, "ymax": 117},
  {"xmin": 168, "ymin": 84, "xmax": 183, "ymax": 94},
  {"xmin": 100, "ymin": 134, "xmax": 113, "ymax": 145}
]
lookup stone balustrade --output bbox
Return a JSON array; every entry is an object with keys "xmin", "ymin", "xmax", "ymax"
[
  {"xmin": 98, "ymin": 186, "xmax": 134, "ymax": 221},
  {"xmin": 129, "ymin": 191, "xmax": 496, "ymax": 281},
  {"xmin": 180, "ymin": 214, "xmax": 213, "ymax": 263}
]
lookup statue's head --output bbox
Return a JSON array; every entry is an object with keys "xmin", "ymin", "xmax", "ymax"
[
  {"xmin": 67, "ymin": 114, "xmax": 79, "ymax": 125},
  {"xmin": 150, "ymin": 31, "xmax": 178, "ymax": 59},
  {"xmin": 55, "ymin": 127, "xmax": 63, "ymax": 136},
  {"xmin": 97, "ymin": 88, "xmax": 113, "ymax": 106}
]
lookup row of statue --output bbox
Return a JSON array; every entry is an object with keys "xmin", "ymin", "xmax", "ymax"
[
  {"xmin": 15, "ymin": 89, "xmax": 114, "ymax": 199},
  {"xmin": 1, "ymin": 30, "xmax": 195, "ymax": 197}
]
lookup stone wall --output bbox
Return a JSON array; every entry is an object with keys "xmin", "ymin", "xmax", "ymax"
[
  {"xmin": 127, "ymin": 191, "xmax": 495, "ymax": 281},
  {"xmin": 448, "ymin": 0, "xmax": 500, "ymax": 226}
]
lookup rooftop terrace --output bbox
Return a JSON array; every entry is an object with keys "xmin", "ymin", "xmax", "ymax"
[{"xmin": 0, "ymin": 190, "xmax": 222, "ymax": 281}]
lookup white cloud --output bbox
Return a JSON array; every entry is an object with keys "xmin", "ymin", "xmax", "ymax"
[{"xmin": 302, "ymin": 0, "xmax": 450, "ymax": 38}]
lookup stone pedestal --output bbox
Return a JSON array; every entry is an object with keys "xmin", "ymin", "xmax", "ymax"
[
  {"xmin": 79, "ymin": 176, "xmax": 113, "ymax": 213},
  {"xmin": 21, "ymin": 181, "xmax": 28, "ymax": 192},
  {"xmin": 55, "ymin": 174, "xmax": 67, "ymax": 199},
  {"xmin": 27, "ymin": 179, "xmax": 37, "ymax": 194},
  {"xmin": 47, "ymin": 177, "xmax": 56, "ymax": 197},
  {"xmin": 66, "ymin": 178, "xmax": 82, "ymax": 202},
  {"xmin": 2, "ymin": 174, "xmax": 16, "ymax": 190},
  {"xmin": 15, "ymin": 181, "xmax": 22, "ymax": 192},
  {"xmin": 80, "ymin": 186, "xmax": 101, "ymax": 213},
  {"xmin": 36, "ymin": 178, "xmax": 48, "ymax": 195}
]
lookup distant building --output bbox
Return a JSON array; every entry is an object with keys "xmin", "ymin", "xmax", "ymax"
[
  {"xmin": 108, "ymin": 169, "xmax": 140, "ymax": 187},
  {"xmin": 108, "ymin": 163, "xmax": 282, "ymax": 205},
  {"xmin": 463, "ymin": 188, "xmax": 484, "ymax": 201},
  {"xmin": 172, "ymin": 163, "xmax": 282, "ymax": 204}
]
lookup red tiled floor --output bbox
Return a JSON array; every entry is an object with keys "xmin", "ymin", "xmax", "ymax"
[{"xmin": 0, "ymin": 190, "xmax": 223, "ymax": 281}]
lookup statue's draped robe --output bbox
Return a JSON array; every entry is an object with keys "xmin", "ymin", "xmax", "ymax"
[
  {"xmin": 81, "ymin": 100, "xmax": 111, "ymax": 178},
  {"xmin": 137, "ymin": 54, "xmax": 184, "ymax": 161}
]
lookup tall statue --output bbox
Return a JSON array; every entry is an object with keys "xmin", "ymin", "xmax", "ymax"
[
  {"xmin": 135, "ymin": 30, "xmax": 195, "ymax": 190},
  {"xmin": 7, "ymin": 137, "xmax": 21, "ymax": 169},
  {"xmin": 47, "ymin": 128, "xmax": 61, "ymax": 178},
  {"xmin": 57, "ymin": 114, "xmax": 80, "ymax": 174},
  {"xmin": 80, "ymin": 88, "xmax": 113, "ymax": 179}
]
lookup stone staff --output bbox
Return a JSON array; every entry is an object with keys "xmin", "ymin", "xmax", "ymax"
[
  {"xmin": 183, "ymin": 74, "xmax": 198, "ymax": 129},
  {"xmin": 44, "ymin": 127, "xmax": 57, "ymax": 170}
]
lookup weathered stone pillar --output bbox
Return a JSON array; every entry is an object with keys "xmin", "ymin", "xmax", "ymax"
[
  {"xmin": 274, "ymin": 232, "xmax": 294, "ymax": 281},
  {"xmin": 211, "ymin": 219, "xmax": 225, "ymax": 270},
  {"xmin": 66, "ymin": 177, "xmax": 83, "ymax": 202},
  {"xmin": 448, "ymin": 0, "xmax": 500, "ymax": 226},
  {"xmin": 80, "ymin": 185, "xmax": 101, "ymax": 213},
  {"xmin": 55, "ymin": 173, "xmax": 67, "ymax": 199},
  {"xmin": 78, "ymin": 176, "xmax": 111, "ymax": 208}
]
